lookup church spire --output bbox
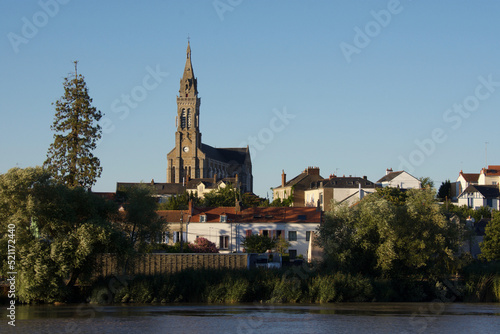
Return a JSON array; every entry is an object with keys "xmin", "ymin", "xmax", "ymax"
[{"xmin": 180, "ymin": 40, "xmax": 197, "ymax": 97}]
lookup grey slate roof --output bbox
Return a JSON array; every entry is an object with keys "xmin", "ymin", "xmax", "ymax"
[
  {"xmin": 460, "ymin": 184, "xmax": 500, "ymax": 198},
  {"xmin": 377, "ymin": 171, "xmax": 405, "ymax": 183},
  {"xmin": 116, "ymin": 182, "xmax": 186, "ymax": 195},
  {"xmin": 201, "ymin": 144, "xmax": 250, "ymax": 165},
  {"xmin": 275, "ymin": 172, "xmax": 324, "ymax": 190},
  {"xmin": 310, "ymin": 176, "xmax": 378, "ymax": 189}
]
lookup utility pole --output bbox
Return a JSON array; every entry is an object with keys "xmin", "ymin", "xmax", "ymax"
[{"xmin": 180, "ymin": 211, "xmax": 184, "ymax": 252}]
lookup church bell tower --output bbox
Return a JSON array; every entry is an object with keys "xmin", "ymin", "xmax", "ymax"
[{"xmin": 167, "ymin": 41, "xmax": 202, "ymax": 183}]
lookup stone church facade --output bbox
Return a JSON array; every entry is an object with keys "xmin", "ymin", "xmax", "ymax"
[{"xmin": 166, "ymin": 42, "xmax": 253, "ymax": 193}]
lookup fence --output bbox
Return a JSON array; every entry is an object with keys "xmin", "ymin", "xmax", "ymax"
[{"xmin": 95, "ymin": 253, "xmax": 249, "ymax": 277}]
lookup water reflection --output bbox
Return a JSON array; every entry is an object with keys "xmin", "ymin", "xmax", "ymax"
[{"xmin": 4, "ymin": 303, "xmax": 500, "ymax": 334}]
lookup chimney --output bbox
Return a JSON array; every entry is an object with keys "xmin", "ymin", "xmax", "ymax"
[
  {"xmin": 213, "ymin": 173, "xmax": 217, "ymax": 184},
  {"xmin": 306, "ymin": 166, "xmax": 320, "ymax": 176},
  {"xmin": 363, "ymin": 176, "xmax": 367, "ymax": 180},
  {"xmin": 329, "ymin": 173, "xmax": 336, "ymax": 180},
  {"xmin": 386, "ymin": 168, "xmax": 393, "ymax": 175},
  {"xmin": 150, "ymin": 179, "xmax": 155, "ymax": 185},
  {"xmin": 235, "ymin": 199, "xmax": 242, "ymax": 213},
  {"xmin": 281, "ymin": 170, "xmax": 286, "ymax": 187},
  {"xmin": 188, "ymin": 199, "xmax": 193, "ymax": 215}
]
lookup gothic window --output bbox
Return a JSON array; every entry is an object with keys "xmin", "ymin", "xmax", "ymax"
[
  {"xmin": 187, "ymin": 109, "xmax": 192, "ymax": 129},
  {"xmin": 181, "ymin": 109, "xmax": 186, "ymax": 129}
]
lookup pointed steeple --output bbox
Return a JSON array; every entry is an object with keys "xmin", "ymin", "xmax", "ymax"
[{"xmin": 180, "ymin": 41, "xmax": 198, "ymax": 97}]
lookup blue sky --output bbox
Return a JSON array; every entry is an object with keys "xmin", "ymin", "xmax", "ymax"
[{"xmin": 1, "ymin": 0, "xmax": 500, "ymax": 198}]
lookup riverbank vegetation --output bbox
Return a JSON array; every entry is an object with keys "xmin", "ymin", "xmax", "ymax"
[{"xmin": 87, "ymin": 263, "xmax": 500, "ymax": 304}]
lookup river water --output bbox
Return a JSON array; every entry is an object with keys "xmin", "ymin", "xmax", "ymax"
[{"xmin": 2, "ymin": 303, "xmax": 500, "ymax": 333}]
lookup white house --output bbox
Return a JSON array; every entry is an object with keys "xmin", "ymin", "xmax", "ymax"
[
  {"xmin": 157, "ymin": 206, "xmax": 322, "ymax": 261},
  {"xmin": 457, "ymin": 184, "xmax": 500, "ymax": 210},
  {"xmin": 377, "ymin": 169, "xmax": 421, "ymax": 189},
  {"xmin": 455, "ymin": 171, "xmax": 479, "ymax": 201}
]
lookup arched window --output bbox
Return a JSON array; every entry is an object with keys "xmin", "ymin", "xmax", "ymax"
[
  {"xmin": 187, "ymin": 109, "xmax": 192, "ymax": 129},
  {"xmin": 181, "ymin": 109, "xmax": 186, "ymax": 129}
]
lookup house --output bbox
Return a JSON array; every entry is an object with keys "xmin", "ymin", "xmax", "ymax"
[
  {"xmin": 478, "ymin": 165, "xmax": 500, "ymax": 186},
  {"xmin": 186, "ymin": 174, "xmax": 239, "ymax": 199},
  {"xmin": 272, "ymin": 167, "xmax": 324, "ymax": 207},
  {"xmin": 157, "ymin": 206, "xmax": 322, "ymax": 261},
  {"xmin": 305, "ymin": 175, "xmax": 379, "ymax": 211},
  {"xmin": 454, "ymin": 171, "xmax": 479, "ymax": 201},
  {"xmin": 457, "ymin": 184, "xmax": 500, "ymax": 210},
  {"xmin": 377, "ymin": 169, "xmax": 421, "ymax": 189}
]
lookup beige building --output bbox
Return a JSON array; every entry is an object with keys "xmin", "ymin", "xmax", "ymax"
[
  {"xmin": 273, "ymin": 167, "xmax": 324, "ymax": 207},
  {"xmin": 478, "ymin": 165, "xmax": 500, "ymax": 186},
  {"xmin": 305, "ymin": 175, "xmax": 378, "ymax": 211},
  {"xmin": 166, "ymin": 42, "xmax": 252, "ymax": 193}
]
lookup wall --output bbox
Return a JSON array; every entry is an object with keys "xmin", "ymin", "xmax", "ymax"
[
  {"xmin": 95, "ymin": 253, "xmax": 249, "ymax": 277},
  {"xmin": 187, "ymin": 222, "xmax": 319, "ymax": 259}
]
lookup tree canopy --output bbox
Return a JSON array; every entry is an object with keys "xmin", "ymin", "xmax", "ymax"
[
  {"xmin": 317, "ymin": 187, "xmax": 464, "ymax": 280},
  {"xmin": 479, "ymin": 211, "xmax": 500, "ymax": 262},
  {"xmin": 44, "ymin": 61, "xmax": 103, "ymax": 190},
  {"xmin": 0, "ymin": 167, "xmax": 121, "ymax": 303},
  {"xmin": 241, "ymin": 234, "xmax": 276, "ymax": 253}
]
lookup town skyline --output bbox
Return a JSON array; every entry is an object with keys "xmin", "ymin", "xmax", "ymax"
[{"xmin": 1, "ymin": 1, "xmax": 500, "ymax": 198}]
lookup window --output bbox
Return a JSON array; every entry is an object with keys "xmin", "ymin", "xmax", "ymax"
[
  {"xmin": 487, "ymin": 198, "xmax": 493, "ymax": 207},
  {"xmin": 289, "ymin": 249, "xmax": 297, "ymax": 260},
  {"xmin": 187, "ymin": 109, "xmax": 192, "ymax": 128},
  {"xmin": 306, "ymin": 231, "xmax": 311, "ymax": 242},
  {"xmin": 219, "ymin": 235, "xmax": 229, "ymax": 249},
  {"xmin": 220, "ymin": 215, "xmax": 227, "ymax": 223},
  {"xmin": 288, "ymin": 231, "xmax": 297, "ymax": 241},
  {"xmin": 162, "ymin": 232, "xmax": 169, "ymax": 244},
  {"xmin": 180, "ymin": 109, "xmax": 186, "ymax": 129},
  {"xmin": 174, "ymin": 232, "xmax": 187, "ymax": 243},
  {"xmin": 245, "ymin": 229, "xmax": 252, "ymax": 237},
  {"xmin": 297, "ymin": 215, "xmax": 307, "ymax": 220},
  {"xmin": 261, "ymin": 230, "xmax": 269, "ymax": 237},
  {"xmin": 467, "ymin": 198, "xmax": 473, "ymax": 208},
  {"xmin": 199, "ymin": 215, "xmax": 207, "ymax": 223}
]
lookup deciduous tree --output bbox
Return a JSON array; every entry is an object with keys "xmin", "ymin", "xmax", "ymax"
[
  {"xmin": 241, "ymin": 234, "xmax": 276, "ymax": 253},
  {"xmin": 479, "ymin": 211, "xmax": 500, "ymax": 262}
]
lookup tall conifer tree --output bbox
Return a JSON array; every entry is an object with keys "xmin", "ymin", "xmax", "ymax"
[{"xmin": 45, "ymin": 61, "xmax": 102, "ymax": 189}]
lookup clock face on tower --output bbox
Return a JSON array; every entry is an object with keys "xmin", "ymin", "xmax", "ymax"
[{"xmin": 183, "ymin": 146, "xmax": 189, "ymax": 153}]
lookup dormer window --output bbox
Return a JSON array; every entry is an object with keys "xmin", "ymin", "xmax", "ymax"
[
  {"xmin": 220, "ymin": 215, "xmax": 227, "ymax": 223},
  {"xmin": 199, "ymin": 215, "xmax": 207, "ymax": 223}
]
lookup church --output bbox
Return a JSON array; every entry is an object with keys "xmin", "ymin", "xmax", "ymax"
[
  {"xmin": 166, "ymin": 42, "xmax": 253, "ymax": 193},
  {"xmin": 118, "ymin": 42, "xmax": 253, "ymax": 197}
]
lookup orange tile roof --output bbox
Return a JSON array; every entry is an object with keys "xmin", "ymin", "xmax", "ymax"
[
  {"xmin": 459, "ymin": 171, "xmax": 480, "ymax": 183},
  {"xmin": 158, "ymin": 207, "xmax": 321, "ymax": 223},
  {"xmin": 485, "ymin": 165, "xmax": 500, "ymax": 176}
]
